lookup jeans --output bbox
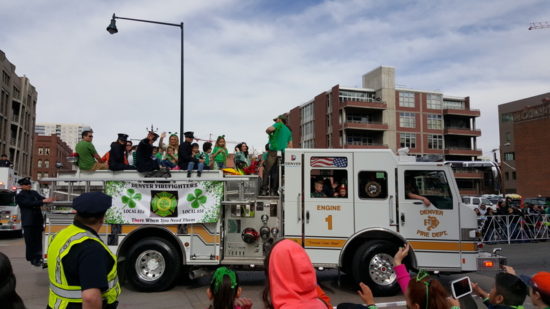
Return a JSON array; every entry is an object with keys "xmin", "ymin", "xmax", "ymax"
[
  {"xmin": 187, "ymin": 161, "xmax": 204, "ymax": 172},
  {"xmin": 161, "ymin": 160, "xmax": 176, "ymax": 169}
]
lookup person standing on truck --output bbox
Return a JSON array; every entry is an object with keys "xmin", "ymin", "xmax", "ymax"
[
  {"xmin": 0, "ymin": 154, "xmax": 12, "ymax": 167},
  {"xmin": 75, "ymin": 130, "xmax": 107, "ymax": 171},
  {"xmin": 261, "ymin": 114, "xmax": 292, "ymax": 196},
  {"xmin": 135, "ymin": 131, "xmax": 161, "ymax": 173},
  {"xmin": 177, "ymin": 131, "xmax": 195, "ymax": 169},
  {"xmin": 108, "ymin": 133, "xmax": 136, "ymax": 171},
  {"xmin": 15, "ymin": 177, "xmax": 54, "ymax": 267},
  {"xmin": 47, "ymin": 192, "xmax": 121, "ymax": 309}
]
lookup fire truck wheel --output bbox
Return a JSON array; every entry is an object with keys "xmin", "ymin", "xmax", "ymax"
[
  {"xmin": 351, "ymin": 240, "xmax": 400, "ymax": 296},
  {"xmin": 126, "ymin": 237, "xmax": 181, "ymax": 292}
]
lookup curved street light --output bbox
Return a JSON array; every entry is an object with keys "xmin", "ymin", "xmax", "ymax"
[{"xmin": 107, "ymin": 13, "xmax": 185, "ymax": 142}]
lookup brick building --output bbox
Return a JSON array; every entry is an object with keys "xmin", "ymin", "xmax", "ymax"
[
  {"xmin": 498, "ymin": 92, "xmax": 550, "ymax": 196},
  {"xmin": 285, "ymin": 66, "xmax": 489, "ymax": 195},
  {"xmin": 0, "ymin": 50, "xmax": 38, "ymax": 177},
  {"xmin": 31, "ymin": 134, "xmax": 72, "ymax": 181}
]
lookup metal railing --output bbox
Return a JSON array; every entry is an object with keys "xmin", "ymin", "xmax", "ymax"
[{"xmin": 478, "ymin": 214, "xmax": 550, "ymax": 244}]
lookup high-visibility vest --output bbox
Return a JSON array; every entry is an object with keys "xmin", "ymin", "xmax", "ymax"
[{"xmin": 47, "ymin": 224, "xmax": 120, "ymax": 309}]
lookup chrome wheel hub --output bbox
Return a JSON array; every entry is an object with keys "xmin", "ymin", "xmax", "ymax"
[
  {"xmin": 135, "ymin": 250, "xmax": 166, "ymax": 282},
  {"xmin": 368, "ymin": 253, "xmax": 396, "ymax": 286}
]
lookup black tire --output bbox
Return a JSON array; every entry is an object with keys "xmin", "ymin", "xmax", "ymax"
[
  {"xmin": 126, "ymin": 237, "xmax": 182, "ymax": 292},
  {"xmin": 351, "ymin": 240, "xmax": 400, "ymax": 296}
]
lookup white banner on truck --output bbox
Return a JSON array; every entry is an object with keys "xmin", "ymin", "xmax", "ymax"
[{"xmin": 104, "ymin": 181, "xmax": 223, "ymax": 225}]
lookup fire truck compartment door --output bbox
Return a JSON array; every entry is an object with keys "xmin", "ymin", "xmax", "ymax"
[{"xmin": 398, "ymin": 165, "xmax": 461, "ymax": 269}]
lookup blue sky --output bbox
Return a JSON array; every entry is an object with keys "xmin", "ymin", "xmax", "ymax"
[{"xmin": 1, "ymin": 0, "xmax": 549, "ymax": 156}]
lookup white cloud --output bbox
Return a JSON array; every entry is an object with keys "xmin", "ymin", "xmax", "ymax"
[{"xmin": 1, "ymin": 0, "xmax": 549, "ymax": 156}]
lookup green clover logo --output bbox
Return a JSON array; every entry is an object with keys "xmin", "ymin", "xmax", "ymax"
[
  {"xmin": 186, "ymin": 188, "xmax": 207, "ymax": 209},
  {"xmin": 151, "ymin": 192, "xmax": 178, "ymax": 217},
  {"xmin": 121, "ymin": 188, "xmax": 142, "ymax": 208}
]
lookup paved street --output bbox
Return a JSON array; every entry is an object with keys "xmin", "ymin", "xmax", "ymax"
[{"xmin": 1, "ymin": 234, "xmax": 548, "ymax": 309}]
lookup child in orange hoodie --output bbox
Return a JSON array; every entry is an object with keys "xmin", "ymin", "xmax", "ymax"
[
  {"xmin": 206, "ymin": 267, "xmax": 252, "ymax": 309},
  {"xmin": 262, "ymin": 239, "xmax": 332, "ymax": 309}
]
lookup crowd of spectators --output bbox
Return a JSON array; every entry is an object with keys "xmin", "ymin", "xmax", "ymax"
[{"xmin": 473, "ymin": 197, "xmax": 550, "ymax": 243}]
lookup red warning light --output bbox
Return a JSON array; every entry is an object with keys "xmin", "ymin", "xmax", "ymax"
[{"xmin": 483, "ymin": 260, "xmax": 494, "ymax": 268}]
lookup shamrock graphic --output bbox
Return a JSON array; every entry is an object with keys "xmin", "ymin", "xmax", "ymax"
[
  {"xmin": 121, "ymin": 188, "xmax": 142, "ymax": 208},
  {"xmin": 186, "ymin": 188, "xmax": 207, "ymax": 209}
]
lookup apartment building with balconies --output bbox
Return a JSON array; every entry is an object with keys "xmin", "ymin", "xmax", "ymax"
[
  {"xmin": 0, "ymin": 50, "xmax": 37, "ymax": 178},
  {"xmin": 286, "ymin": 66, "xmax": 486, "ymax": 194}
]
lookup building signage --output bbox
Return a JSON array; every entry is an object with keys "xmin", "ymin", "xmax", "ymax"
[
  {"xmin": 104, "ymin": 181, "xmax": 223, "ymax": 224},
  {"xmin": 513, "ymin": 102, "xmax": 550, "ymax": 122}
]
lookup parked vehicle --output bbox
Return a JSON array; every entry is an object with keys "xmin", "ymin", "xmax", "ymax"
[
  {"xmin": 462, "ymin": 196, "xmax": 496, "ymax": 211},
  {"xmin": 0, "ymin": 167, "xmax": 22, "ymax": 236}
]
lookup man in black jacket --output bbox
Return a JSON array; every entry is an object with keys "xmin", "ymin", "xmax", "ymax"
[
  {"xmin": 109, "ymin": 133, "xmax": 135, "ymax": 171},
  {"xmin": 177, "ymin": 131, "xmax": 195, "ymax": 170},
  {"xmin": 15, "ymin": 177, "xmax": 54, "ymax": 266},
  {"xmin": 135, "ymin": 131, "xmax": 160, "ymax": 173}
]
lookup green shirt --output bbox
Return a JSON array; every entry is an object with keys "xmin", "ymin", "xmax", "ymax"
[
  {"xmin": 200, "ymin": 152, "xmax": 211, "ymax": 166},
  {"xmin": 75, "ymin": 140, "xmax": 98, "ymax": 170},
  {"xmin": 268, "ymin": 122, "xmax": 292, "ymax": 152},
  {"xmin": 212, "ymin": 147, "xmax": 228, "ymax": 163}
]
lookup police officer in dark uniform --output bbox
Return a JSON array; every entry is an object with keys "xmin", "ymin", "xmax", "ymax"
[
  {"xmin": 135, "ymin": 131, "xmax": 160, "ymax": 173},
  {"xmin": 47, "ymin": 192, "xmax": 121, "ymax": 309},
  {"xmin": 109, "ymin": 133, "xmax": 135, "ymax": 171},
  {"xmin": 177, "ymin": 131, "xmax": 194, "ymax": 169},
  {"xmin": 15, "ymin": 177, "xmax": 53, "ymax": 266}
]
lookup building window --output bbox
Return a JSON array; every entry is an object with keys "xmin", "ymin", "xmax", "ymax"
[
  {"xmin": 2, "ymin": 71, "xmax": 10, "ymax": 85},
  {"xmin": 504, "ymin": 152, "xmax": 515, "ymax": 161},
  {"xmin": 505, "ymin": 172, "xmax": 509, "ymax": 181},
  {"xmin": 310, "ymin": 169, "xmax": 348, "ymax": 198},
  {"xmin": 45, "ymin": 148, "xmax": 50, "ymax": 155},
  {"xmin": 512, "ymin": 171, "xmax": 516, "ymax": 180},
  {"xmin": 44, "ymin": 160, "xmax": 49, "ymax": 168},
  {"xmin": 400, "ymin": 133, "xmax": 416, "ymax": 148},
  {"xmin": 501, "ymin": 113, "xmax": 513, "ymax": 122},
  {"xmin": 505, "ymin": 132, "xmax": 511, "ymax": 143},
  {"xmin": 340, "ymin": 90, "xmax": 376, "ymax": 103},
  {"xmin": 43, "ymin": 173, "xmax": 48, "ymax": 178},
  {"xmin": 399, "ymin": 92, "xmax": 415, "ymax": 107},
  {"xmin": 38, "ymin": 147, "xmax": 44, "ymax": 155},
  {"xmin": 443, "ymin": 100, "xmax": 465, "ymax": 110},
  {"xmin": 427, "ymin": 135, "xmax": 444, "ymax": 149},
  {"xmin": 38, "ymin": 160, "xmax": 42, "ymax": 168},
  {"xmin": 427, "ymin": 94, "xmax": 442, "ymax": 109},
  {"xmin": 427, "ymin": 114, "xmax": 443, "ymax": 130},
  {"xmin": 399, "ymin": 112, "xmax": 416, "ymax": 128}
]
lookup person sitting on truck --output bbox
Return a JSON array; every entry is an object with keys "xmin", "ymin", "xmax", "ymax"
[
  {"xmin": 75, "ymin": 130, "xmax": 107, "ymax": 171},
  {"xmin": 405, "ymin": 177, "xmax": 431, "ymax": 206},
  {"xmin": 472, "ymin": 271, "xmax": 528, "ymax": 309},
  {"xmin": 234, "ymin": 142, "xmax": 250, "ymax": 170},
  {"xmin": 0, "ymin": 252, "xmax": 26, "ymax": 309},
  {"xmin": 0, "ymin": 154, "xmax": 12, "ymax": 167},
  {"xmin": 109, "ymin": 133, "xmax": 136, "ymax": 171},
  {"xmin": 206, "ymin": 266, "xmax": 252, "ymax": 309},
  {"xmin": 311, "ymin": 180, "xmax": 327, "ymax": 198},
  {"xmin": 187, "ymin": 143, "xmax": 204, "ymax": 178},
  {"xmin": 263, "ymin": 239, "xmax": 332, "ymax": 309}
]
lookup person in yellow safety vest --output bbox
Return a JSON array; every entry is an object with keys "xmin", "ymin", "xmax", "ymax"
[{"xmin": 47, "ymin": 192, "xmax": 121, "ymax": 309}]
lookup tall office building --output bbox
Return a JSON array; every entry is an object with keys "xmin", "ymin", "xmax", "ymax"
[
  {"xmin": 286, "ymin": 66, "xmax": 488, "ymax": 195},
  {"xmin": 35, "ymin": 123, "xmax": 92, "ymax": 151},
  {"xmin": 0, "ymin": 50, "xmax": 38, "ymax": 178}
]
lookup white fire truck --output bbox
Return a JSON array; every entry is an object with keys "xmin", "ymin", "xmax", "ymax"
[
  {"xmin": 43, "ymin": 148, "xmax": 499, "ymax": 296},
  {"xmin": 0, "ymin": 167, "xmax": 22, "ymax": 236}
]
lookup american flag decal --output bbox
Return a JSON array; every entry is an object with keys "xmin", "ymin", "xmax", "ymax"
[{"xmin": 310, "ymin": 157, "xmax": 348, "ymax": 168}]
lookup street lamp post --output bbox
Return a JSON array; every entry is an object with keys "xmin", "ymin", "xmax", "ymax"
[{"xmin": 107, "ymin": 13, "xmax": 185, "ymax": 143}]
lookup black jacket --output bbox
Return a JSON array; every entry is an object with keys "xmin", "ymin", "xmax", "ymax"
[
  {"xmin": 178, "ymin": 141, "xmax": 195, "ymax": 168},
  {"xmin": 135, "ymin": 138, "xmax": 158, "ymax": 172},
  {"xmin": 109, "ymin": 142, "xmax": 127, "ymax": 171},
  {"xmin": 15, "ymin": 190, "xmax": 45, "ymax": 227}
]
